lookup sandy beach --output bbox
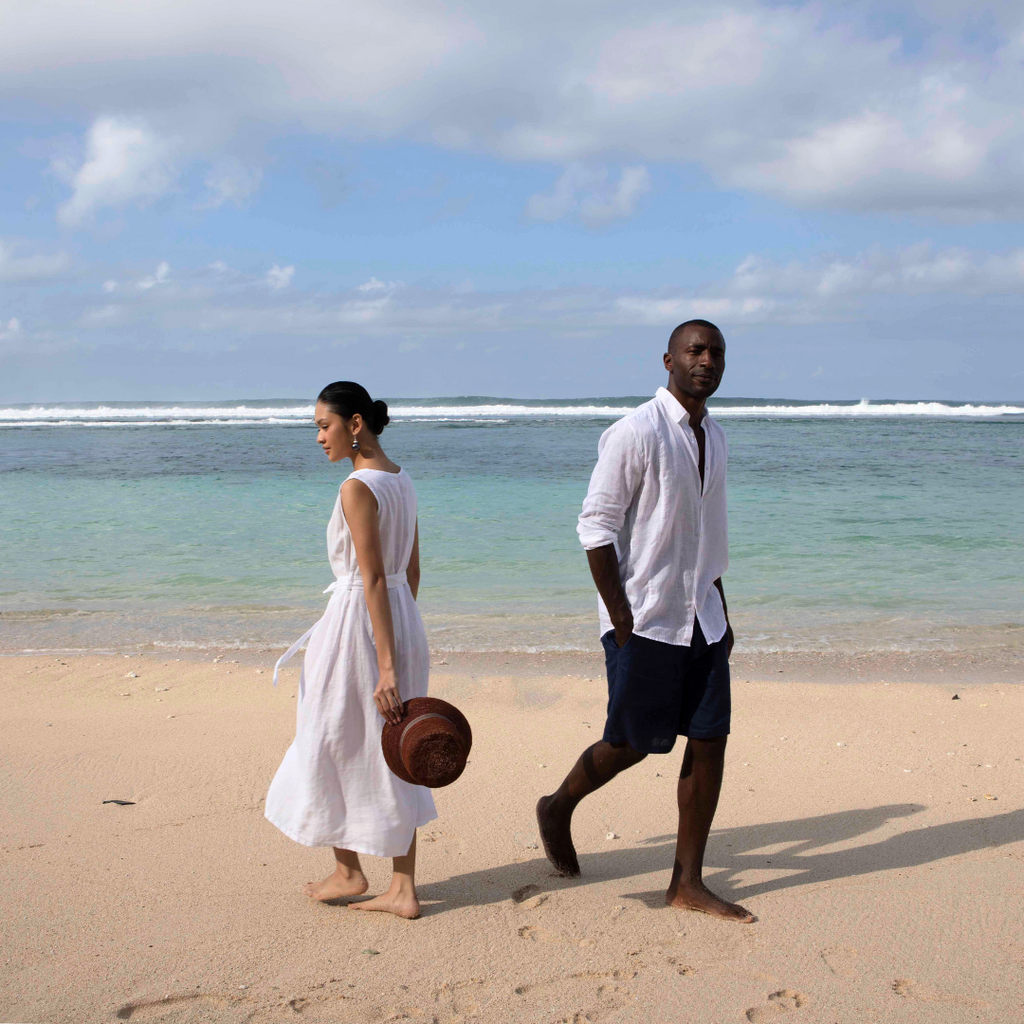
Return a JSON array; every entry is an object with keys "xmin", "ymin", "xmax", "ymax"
[{"xmin": 2, "ymin": 650, "xmax": 1023, "ymax": 1024}]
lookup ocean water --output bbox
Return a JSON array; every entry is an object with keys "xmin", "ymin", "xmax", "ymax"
[{"xmin": 1, "ymin": 397, "xmax": 1022, "ymax": 655}]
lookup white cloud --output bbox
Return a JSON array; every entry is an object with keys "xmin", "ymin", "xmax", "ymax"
[
  {"xmin": 137, "ymin": 261, "xmax": 170, "ymax": 290},
  {"xmin": 5, "ymin": 241, "xmax": 1023, "ymax": 373},
  {"xmin": 732, "ymin": 245, "xmax": 1024, "ymax": 300},
  {"xmin": 605, "ymin": 243, "xmax": 1024, "ymax": 329},
  {"xmin": 102, "ymin": 279, "xmax": 118, "ymax": 293},
  {"xmin": 729, "ymin": 75, "xmax": 1007, "ymax": 213},
  {"xmin": 0, "ymin": 317, "xmax": 22, "ymax": 341},
  {"xmin": 527, "ymin": 165, "xmax": 651, "ymax": 225},
  {"xmin": 266, "ymin": 264, "xmax": 295, "ymax": 290},
  {"xmin": 7, "ymin": 1, "xmax": 1024, "ymax": 219},
  {"xmin": 357, "ymin": 277, "xmax": 401, "ymax": 292},
  {"xmin": 526, "ymin": 166, "xmax": 598, "ymax": 222},
  {"xmin": 0, "ymin": 240, "xmax": 68, "ymax": 281},
  {"xmin": 616, "ymin": 295, "xmax": 777, "ymax": 325},
  {"xmin": 201, "ymin": 159, "xmax": 263, "ymax": 209},
  {"xmin": 339, "ymin": 297, "xmax": 393, "ymax": 323},
  {"xmin": 54, "ymin": 117, "xmax": 180, "ymax": 227}
]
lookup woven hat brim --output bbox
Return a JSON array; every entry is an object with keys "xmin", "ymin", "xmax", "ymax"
[{"xmin": 381, "ymin": 697, "xmax": 473, "ymax": 788}]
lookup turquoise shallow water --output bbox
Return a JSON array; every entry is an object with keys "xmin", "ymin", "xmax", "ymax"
[{"xmin": 1, "ymin": 398, "xmax": 1022, "ymax": 653}]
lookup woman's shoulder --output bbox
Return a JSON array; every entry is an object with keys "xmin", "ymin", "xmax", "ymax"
[
  {"xmin": 344, "ymin": 467, "xmax": 413, "ymax": 495},
  {"xmin": 347, "ymin": 466, "xmax": 409, "ymax": 482}
]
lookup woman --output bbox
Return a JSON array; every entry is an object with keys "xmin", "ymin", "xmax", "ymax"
[{"xmin": 265, "ymin": 381, "xmax": 435, "ymax": 920}]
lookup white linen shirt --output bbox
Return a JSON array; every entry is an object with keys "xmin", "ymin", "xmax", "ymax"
[{"xmin": 577, "ymin": 387, "xmax": 728, "ymax": 647}]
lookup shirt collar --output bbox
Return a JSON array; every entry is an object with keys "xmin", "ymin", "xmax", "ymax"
[{"xmin": 656, "ymin": 386, "xmax": 695, "ymax": 426}]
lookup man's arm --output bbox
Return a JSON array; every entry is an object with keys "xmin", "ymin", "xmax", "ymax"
[
  {"xmin": 587, "ymin": 545, "xmax": 633, "ymax": 647},
  {"xmin": 713, "ymin": 577, "xmax": 734, "ymax": 658},
  {"xmin": 577, "ymin": 423, "xmax": 643, "ymax": 647}
]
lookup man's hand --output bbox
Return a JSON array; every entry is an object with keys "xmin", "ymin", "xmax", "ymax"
[
  {"xmin": 713, "ymin": 578, "xmax": 733, "ymax": 658},
  {"xmin": 586, "ymin": 545, "xmax": 634, "ymax": 650},
  {"xmin": 613, "ymin": 614, "xmax": 634, "ymax": 648}
]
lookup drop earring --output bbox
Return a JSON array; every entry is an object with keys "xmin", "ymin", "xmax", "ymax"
[{"xmin": 351, "ymin": 439, "xmax": 360, "ymax": 451}]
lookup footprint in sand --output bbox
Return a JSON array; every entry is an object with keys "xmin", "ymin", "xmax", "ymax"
[
  {"xmin": 430, "ymin": 978, "xmax": 488, "ymax": 1018},
  {"xmin": 514, "ymin": 969, "xmax": 633, "ymax": 1022},
  {"xmin": 892, "ymin": 977, "xmax": 989, "ymax": 1008},
  {"xmin": 511, "ymin": 883, "xmax": 548, "ymax": 908},
  {"xmin": 517, "ymin": 923, "xmax": 560, "ymax": 943},
  {"xmin": 116, "ymin": 993, "xmax": 248, "ymax": 1021},
  {"xmin": 511, "ymin": 883, "xmax": 541, "ymax": 903},
  {"xmin": 744, "ymin": 990, "xmax": 810, "ymax": 1023},
  {"xmin": 820, "ymin": 946, "xmax": 860, "ymax": 979},
  {"xmin": 666, "ymin": 956, "xmax": 696, "ymax": 976}
]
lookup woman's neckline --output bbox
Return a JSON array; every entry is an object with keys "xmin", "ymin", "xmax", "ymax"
[{"xmin": 354, "ymin": 466, "xmax": 404, "ymax": 476}]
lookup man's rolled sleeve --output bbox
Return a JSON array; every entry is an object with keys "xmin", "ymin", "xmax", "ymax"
[{"xmin": 577, "ymin": 422, "xmax": 643, "ymax": 550}]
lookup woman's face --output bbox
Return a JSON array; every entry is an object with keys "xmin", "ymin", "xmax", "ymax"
[{"xmin": 314, "ymin": 401, "xmax": 355, "ymax": 462}]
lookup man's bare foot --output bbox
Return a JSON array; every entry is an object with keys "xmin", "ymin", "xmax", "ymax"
[
  {"xmin": 349, "ymin": 891, "xmax": 420, "ymax": 919},
  {"xmin": 536, "ymin": 795, "xmax": 580, "ymax": 877},
  {"xmin": 303, "ymin": 868, "xmax": 369, "ymax": 902},
  {"xmin": 666, "ymin": 879, "xmax": 756, "ymax": 923}
]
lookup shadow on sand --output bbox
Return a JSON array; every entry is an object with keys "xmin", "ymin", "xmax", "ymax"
[{"xmin": 417, "ymin": 803, "xmax": 1024, "ymax": 916}]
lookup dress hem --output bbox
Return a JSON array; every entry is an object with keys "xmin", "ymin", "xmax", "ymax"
[{"xmin": 264, "ymin": 808, "xmax": 438, "ymax": 858}]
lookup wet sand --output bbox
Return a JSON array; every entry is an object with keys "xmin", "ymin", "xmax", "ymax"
[{"xmin": 1, "ymin": 651, "xmax": 1022, "ymax": 1023}]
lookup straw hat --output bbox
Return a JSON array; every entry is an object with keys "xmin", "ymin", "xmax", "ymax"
[{"xmin": 381, "ymin": 697, "xmax": 472, "ymax": 788}]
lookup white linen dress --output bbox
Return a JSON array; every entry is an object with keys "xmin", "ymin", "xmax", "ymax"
[{"xmin": 265, "ymin": 468, "xmax": 437, "ymax": 857}]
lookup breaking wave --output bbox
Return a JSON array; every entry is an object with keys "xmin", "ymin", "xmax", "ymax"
[{"xmin": 1, "ymin": 397, "xmax": 1021, "ymax": 426}]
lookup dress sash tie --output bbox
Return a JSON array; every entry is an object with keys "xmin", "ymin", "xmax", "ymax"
[{"xmin": 272, "ymin": 571, "xmax": 409, "ymax": 686}]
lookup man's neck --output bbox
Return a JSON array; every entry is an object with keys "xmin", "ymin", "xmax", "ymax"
[{"xmin": 666, "ymin": 380, "xmax": 706, "ymax": 428}]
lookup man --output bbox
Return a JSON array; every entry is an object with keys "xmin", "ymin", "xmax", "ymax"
[{"xmin": 536, "ymin": 319, "xmax": 754, "ymax": 923}]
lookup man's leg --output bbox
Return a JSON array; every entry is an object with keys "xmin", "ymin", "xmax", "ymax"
[
  {"xmin": 665, "ymin": 736, "xmax": 754, "ymax": 922},
  {"xmin": 537, "ymin": 741, "xmax": 647, "ymax": 876}
]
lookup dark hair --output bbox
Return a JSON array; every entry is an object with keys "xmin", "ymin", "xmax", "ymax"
[
  {"xmin": 317, "ymin": 381, "xmax": 390, "ymax": 435},
  {"xmin": 668, "ymin": 318, "xmax": 723, "ymax": 354}
]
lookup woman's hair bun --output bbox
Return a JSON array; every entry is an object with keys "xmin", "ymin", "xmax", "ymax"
[
  {"xmin": 316, "ymin": 381, "xmax": 389, "ymax": 435},
  {"xmin": 371, "ymin": 399, "xmax": 390, "ymax": 434}
]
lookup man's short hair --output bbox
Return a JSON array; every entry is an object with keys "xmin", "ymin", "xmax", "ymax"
[{"xmin": 668, "ymin": 319, "xmax": 723, "ymax": 355}]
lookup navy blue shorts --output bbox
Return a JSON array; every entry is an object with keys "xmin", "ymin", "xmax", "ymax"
[{"xmin": 600, "ymin": 620, "xmax": 731, "ymax": 754}]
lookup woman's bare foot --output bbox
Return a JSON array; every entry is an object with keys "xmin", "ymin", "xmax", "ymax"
[
  {"xmin": 666, "ymin": 878, "xmax": 756, "ymax": 923},
  {"xmin": 303, "ymin": 867, "xmax": 369, "ymax": 902},
  {"xmin": 349, "ymin": 890, "xmax": 420, "ymax": 919},
  {"xmin": 536, "ymin": 795, "xmax": 580, "ymax": 877}
]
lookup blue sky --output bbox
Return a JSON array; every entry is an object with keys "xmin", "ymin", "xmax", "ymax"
[{"xmin": 1, "ymin": 0, "xmax": 1022, "ymax": 401}]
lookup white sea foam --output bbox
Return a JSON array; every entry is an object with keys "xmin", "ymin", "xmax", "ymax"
[
  {"xmin": 0, "ymin": 398, "xmax": 1021, "ymax": 425},
  {"xmin": 717, "ymin": 399, "xmax": 1024, "ymax": 418}
]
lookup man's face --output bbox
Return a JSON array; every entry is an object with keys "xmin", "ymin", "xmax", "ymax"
[{"xmin": 664, "ymin": 326, "xmax": 726, "ymax": 401}]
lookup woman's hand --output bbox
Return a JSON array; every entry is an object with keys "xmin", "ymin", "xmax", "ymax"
[{"xmin": 374, "ymin": 669, "xmax": 403, "ymax": 725}]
